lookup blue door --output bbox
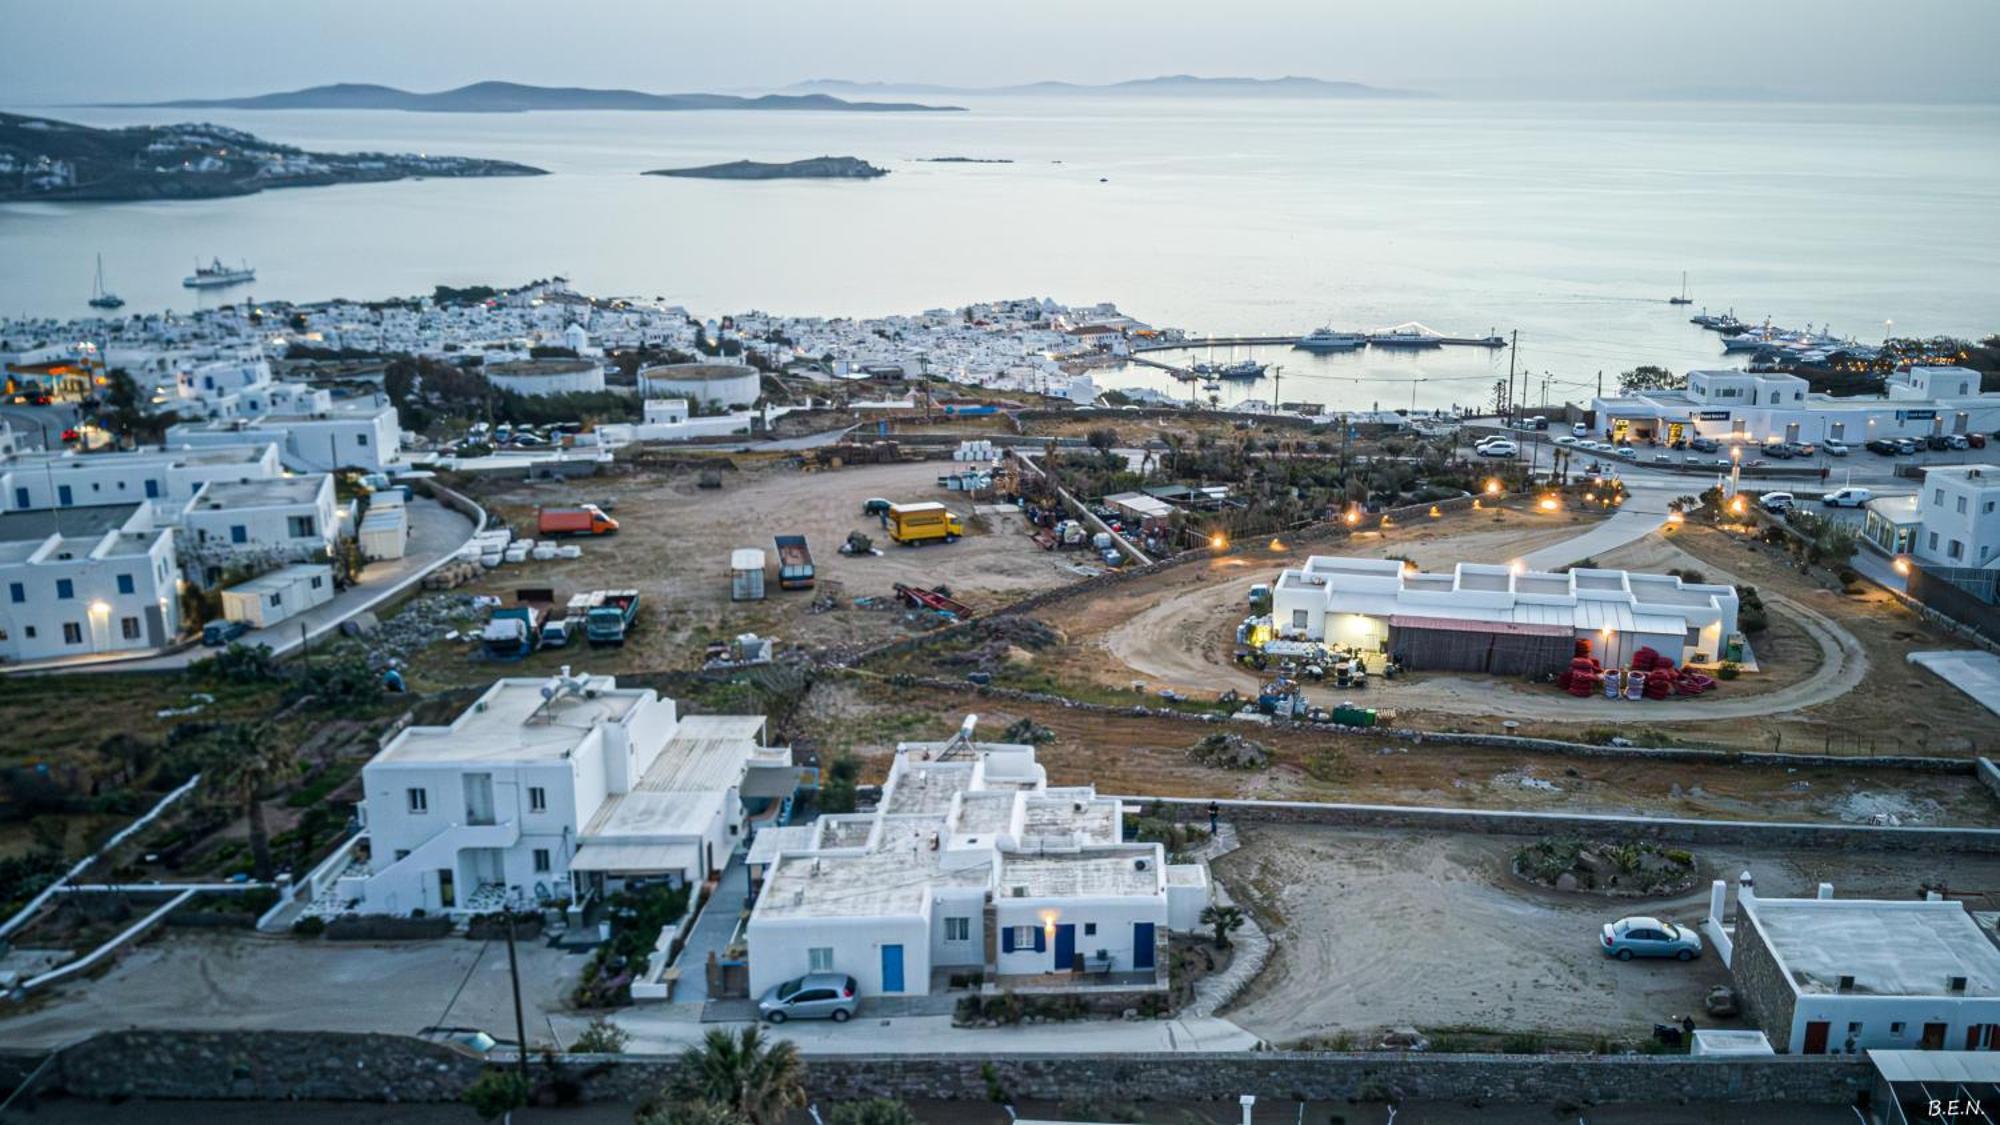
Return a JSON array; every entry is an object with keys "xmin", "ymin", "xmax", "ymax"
[
  {"xmin": 144, "ymin": 479, "xmax": 160, "ymax": 499},
  {"xmin": 12, "ymin": 487, "xmax": 26, "ymax": 510},
  {"xmin": 57, "ymin": 485, "xmax": 72, "ymax": 507},
  {"xmin": 880, "ymin": 944, "xmax": 904, "ymax": 993},
  {"xmin": 1054, "ymin": 923, "xmax": 1076, "ymax": 971},
  {"xmin": 1133, "ymin": 923, "xmax": 1156, "ymax": 970}
]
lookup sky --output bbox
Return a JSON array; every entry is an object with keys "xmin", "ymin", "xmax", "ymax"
[{"xmin": 1, "ymin": 0, "xmax": 1994, "ymax": 104}]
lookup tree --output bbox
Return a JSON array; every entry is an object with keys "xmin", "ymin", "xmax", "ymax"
[
  {"xmin": 818, "ymin": 753, "xmax": 860, "ymax": 814},
  {"xmin": 636, "ymin": 1101, "xmax": 747, "ymax": 1125},
  {"xmin": 1617, "ymin": 365, "xmax": 1684, "ymax": 394},
  {"xmin": 1200, "ymin": 903, "xmax": 1246, "ymax": 949},
  {"xmin": 829, "ymin": 1099, "xmax": 920, "ymax": 1125},
  {"xmin": 464, "ymin": 1070, "xmax": 530, "ymax": 1124},
  {"xmin": 199, "ymin": 722, "xmax": 298, "ymax": 882},
  {"xmin": 672, "ymin": 1027, "xmax": 807, "ymax": 1125},
  {"xmin": 573, "ymin": 1015, "xmax": 631, "ymax": 1054},
  {"xmin": 1085, "ymin": 426, "xmax": 1118, "ymax": 453}
]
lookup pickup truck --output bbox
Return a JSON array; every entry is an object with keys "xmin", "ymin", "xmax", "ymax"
[{"xmin": 585, "ymin": 590, "xmax": 641, "ymax": 646}]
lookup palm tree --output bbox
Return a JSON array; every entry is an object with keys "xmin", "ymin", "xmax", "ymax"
[
  {"xmin": 1200, "ymin": 904, "xmax": 1246, "ymax": 950},
  {"xmin": 673, "ymin": 1027, "xmax": 806, "ymax": 1125},
  {"xmin": 201, "ymin": 722, "xmax": 297, "ymax": 882}
]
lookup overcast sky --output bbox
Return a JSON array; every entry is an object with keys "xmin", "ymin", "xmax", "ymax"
[{"xmin": 3, "ymin": 0, "xmax": 1994, "ymax": 104}]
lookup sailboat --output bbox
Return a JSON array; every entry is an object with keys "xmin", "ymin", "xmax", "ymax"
[
  {"xmin": 88, "ymin": 253, "xmax": 125, "ymax": 309},
  {"xmin": 1669, "ymin": 272, "xmax": 1692, "ymax": 306}
]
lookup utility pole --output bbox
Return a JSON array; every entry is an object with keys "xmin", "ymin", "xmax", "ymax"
[
  {"xmin": 1506, "ymin": 329, "xmax": 1519, "ymax": 421},
  {"xmin": 1271, "ymin": 365, "xmax": 1282, "ymax": 416},
  {"xmin": 300, "ymin": 621, "xmax": 310, "ymax": 665},
  {"xmin": 504, "ymin": 909, "xmax": 529, "ymax": 1084}
]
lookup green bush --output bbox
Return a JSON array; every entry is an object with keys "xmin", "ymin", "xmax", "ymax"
[
  {"xmin": 292, "ymin": 915, "xmax": 327, "ymax": 937},
  {"xmin": 1717, "ymin": 661, "xmax": 1741, "ymax": 681}
]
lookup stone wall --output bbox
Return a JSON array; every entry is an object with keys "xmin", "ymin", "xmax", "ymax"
[
  {"xmin": 1730, "ymin": 907, "xmax": 1797, "ymax": 1053},
  {"xmin": 1133, "ymin": 795, "xmax": 2000, "ymax": 855},
  {"xmin": 11, "ymin": 1032, "xmax": 1877, "ymax": 1108}
]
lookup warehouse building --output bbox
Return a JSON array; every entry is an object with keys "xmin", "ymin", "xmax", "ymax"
[{"xmin": 1271, "ymin": 555, "xmax": 1742, "ymax": 673}]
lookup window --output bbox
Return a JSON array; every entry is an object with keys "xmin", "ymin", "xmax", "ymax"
[
  {"xmin": 62, "ymin": 622, "xmax": 83, "ymax": 645},
  {"xmin": 1291, "ymin": 609, "xmax": 1308, "ymax": 631},
  {"xmin": 1934, "ymin": 489, "xmax": 1944, "ymax": 506},
  {"xmin": 1929, "ymin": 532, "xmax": 1940, "ymax": 550},
  {"xmin": 1949, "ymin": 540, "xmax": 1964, "ymax": 560},
  {"xmin": 230, "ymin": 525, "xmax": 248, "ymax": 544},
  {"xmin": 808, "ymin": 947, "xmax": 835, "ymax": 972},
  {"xmin": 529, "ymin": 787, "xmax": 547, "ymax": 813},
  {"xmin": 1009, "ymin": 925, "xmax": 1039, "ymax": 949},
  {"xmin": 1959, "ymin": 497, "xmax": 1970, "ymax": 514},
  {"xmin": 1891, "ymin": 1022, "xmax": 1906, "ymax": 1035},
  {"xmin": 56, "ymin": 579, "xmax": 74, "ymax": 600},
  {"xmin": 1084, "ymin": 922, "xmax": 1097, "ymax": 936},
  {"xmin": 309, "ymin": 576, "xmax": 323, "ymax": 590},
  {"xmin": 1685, "ymin": 626, "xmax": 1701, "ymax": 645},
  {"xmin": 121, "ymin": 617, "xmax": 140, "ymax": 640},
  {"xmin": 7, "ymin": 582, "xmax": 21, "ymax": 604},
  {"xmin": 1848, "ymin": 1022, "xmax": 1863, "ymax": 1033},
  {"xmin": 533, "ymin": 849, "xmax": 551, "ymax": 873},
  {"xmin": 117, "ymin": 573, "xmax": 135, "ymax": 595},
  {"xmin": 944, "ymin": 917, "xmax": 970, "ymax": 942},
  {"xmin": 288, "ymin": 515, "xmax": 317, "ymax": 538},
  {"xmin": 356, "ymin": 433, "xmax": 369, "ymax": 446},
  {"xmin": 394, "ymin": 849, "xmax": 410, "ymax": 861},
  {"xmin": 407, "ymin": 788, "xmax": 428, "ymax": 814}
]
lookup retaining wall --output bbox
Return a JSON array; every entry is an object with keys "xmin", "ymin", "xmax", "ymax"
[{"xmin": 7, "ymin": 1031, "xmax": 1876, "ymax": 1108}]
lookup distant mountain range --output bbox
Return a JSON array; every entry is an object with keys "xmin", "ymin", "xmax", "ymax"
[
  {"xmin": 782, "ymin": 74, "xmax": 1424, "ymax": 99},
  {"xmin": 107, "ymin": 81, "xmax": 964, "ymax": 114},
  {"xmin": 645, "ymin": 156, "xmax": 889, "ymax": 181}
]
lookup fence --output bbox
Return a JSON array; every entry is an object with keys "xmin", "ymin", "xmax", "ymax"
[{"xmin": 1907, "ymin": 563, "xmax": 2000, "ymax": 646}]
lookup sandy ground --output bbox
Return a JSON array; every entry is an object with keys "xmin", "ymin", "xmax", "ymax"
[
  {"xmin": 431, "ymin": 459, "xmax": 1084, "ymax": 680},
  {"xmin": 1214, "ymin": 824, "xmax": 2000, "ymax": 1046}
]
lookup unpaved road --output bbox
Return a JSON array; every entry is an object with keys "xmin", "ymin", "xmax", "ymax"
[{"xmin": 1214, "ymin": 824, "xmax": 2000, "ymax": 1046}]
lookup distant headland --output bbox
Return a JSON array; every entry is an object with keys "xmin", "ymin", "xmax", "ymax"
[
  {"xmin": 784, "ymin": 74, "xmax": 1425, "ymax": 99},
  {"xmin": 644, "ymin": 157, "xmax": 889, "ymax": 181},
  {"xmin": 106, "ymin": 81, "xmax": 964, "ymax": 114}
]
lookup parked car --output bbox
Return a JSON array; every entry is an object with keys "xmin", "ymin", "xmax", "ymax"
[
  {"xmin": 1761, "ymin": 442, "xmax": 1793, "ymax": 459},
  {"xmin": 1601, "ymin": 917, "xmax": 1703, "ymax": 961},
  {"xmin": 1866, "ymin": 438, "xmax": 1897, "ymax": 455},
  {"xmin": 757, "ymin": 973, "xmax": 859, "ymax": 1023},
  {"xmin": 1895, "ymin": 438, "xmax": 1920, "ymax": 455},
  {"xmin": 1791, "ymin": 442, "xmax": 1816, "ymax": 457},
  {"xmin": 1689, "ymin": 437, "xmax": 1720, "ymax": 453},
  {"xmin": 1652, "ymin": 453, "xmax": 1672, "ymax": 464},
  {"xmin": 1970, "ymin": 433, "xmax": 1988, "ymax": 449},
  {"xmin": 1614, "ymin": 445, "xmax": 1638, "ymax": 459},
  {"xmin": 1944, "ymin": 434, "xmax": 1970, "ymax": 450},
  {"xmin": 1759, "ymin": 491, "xmax": 1795, "ymax": 513},
  {"xmin": 201, "ymin": 619, "xmax": 250, "ymax": 647},
  {"xmin": 1553, "ymin": 434, "xmax": 1579, "ymax": 447},
  {"xmin": 1822, "ymin": 439, "xmax": 1849, "ymax": 456},
  {"xmin": 1925, "ymin": 434, "xmax": 1952, "ymax": 452},
  {"xmin": 1821, "ymin": 487, "xmax": 1872, "ymax": 508},
  {"xmin": 1477, "ymin": 439, "xmax": 1519, "ymax": 457},
  {"xmin": 1572, "ymin": 422, "xmax": 1589, "ymax": 437}
]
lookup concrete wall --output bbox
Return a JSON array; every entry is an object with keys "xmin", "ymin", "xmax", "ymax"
[{"xmin": 9, "ymin": 1031, "xmax": 1879, "ymax": 1107}]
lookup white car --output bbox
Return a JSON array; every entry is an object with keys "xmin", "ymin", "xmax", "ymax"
[
  {"xmin": 1614, "ymin": 445, "xmax": 1638, "ymax": 459},
  {"xmin": 1477, "ymin": 439, "xmax": 1519, "ymax": 457},
  {"xmin": 1554, "ymin": 434, "xmax": 1579, "ymax": 447},
  {"xmin": 1821, "ymin": 487, "xmax": 1872, "ymax": 508},
  {"xmin": 1759, "ymin": 491, "xmax": 1795, "ymax": 513},
  {"xmin": 1822, "ymin": 439, "xmax": 1849, "ymax": 456},
  {"xmin": 1572, "ymin": 422, "xmax": 1589, "ymax": 437}
]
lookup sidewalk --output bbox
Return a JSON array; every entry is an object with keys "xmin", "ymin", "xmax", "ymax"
[{"xmin": 677, "ymin": 850, "xmax": 750, "ymax": 1006}]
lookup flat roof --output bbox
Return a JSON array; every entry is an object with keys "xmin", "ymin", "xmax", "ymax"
[
  {"xmin": 999, "ymin": 849, "xmax": 1161, "ymax": 899},
  {"xmin": 883, "ymin": 762, "xmax": 975, "ymax": 816},
  {"xmin": 1754, "ymin": 899, "xmax": 2000, "ymax": 998},
  {"xmin": 1022, "ymin": 794, "xmax": 1120, "ymax": 844},
  {"xmin": 635, "ymin": 715, "xmax": 767, "ymax": 793},
  {"xmin": 190, "ymin": 475, "xmax": 326, "ymax": 509},
  {"xmin": 0, "ymin": 504, "xmax": 141, "ymax": 543},
  {"xmin": 583, "ymin": 789, "xmax": 724, "ymax": 840},
  {"xmin": 373, "ymin": 677, "xmax": 644, "ymax": 765},
  {"xmin": 568, "ymin": 840, "xmax": 700, "ymax": 875},
  {"xmin": 758, "ymin": 823, "xmax": 988, "ymax": 920}
]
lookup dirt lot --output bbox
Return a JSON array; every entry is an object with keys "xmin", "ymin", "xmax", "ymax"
[
  {"xmin": 1214, "ymin": 824, "xmax": 2000, "ymax": 1047},
  {"xmin": 419, "ymin": 458, "xmax": 1085, "ymax": 684},
  {"xmin": 798, "ymin": 679, "xmax": 1997, "ymax": 827}
]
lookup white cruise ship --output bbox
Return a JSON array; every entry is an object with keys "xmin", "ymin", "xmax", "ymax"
[
  {"xmin": 183, "ymin": 258, "xmax": 257, "ymax": 288},
  {"xmin": 1294, "ymin": 327, "xmax": 1366, "ymax": 352}
]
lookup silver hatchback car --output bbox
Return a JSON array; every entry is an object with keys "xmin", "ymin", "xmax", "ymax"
[
  {"xmin": 1601, "ymin": 916, "xmax": 1703, "ymax": 961},
  {"xmin": 757, "ymin": 972, "xmax": 860, "ymax": 1023}
]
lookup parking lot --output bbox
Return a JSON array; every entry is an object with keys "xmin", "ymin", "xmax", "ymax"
[{"xmin": 1213, "ymin": 824, "xmax": 2000, "ymax": 1047}]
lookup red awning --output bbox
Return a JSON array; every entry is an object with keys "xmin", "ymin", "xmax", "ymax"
[{"xmin": 1389, "ymin": 615, "xmax": 1571, "ymax": 637}]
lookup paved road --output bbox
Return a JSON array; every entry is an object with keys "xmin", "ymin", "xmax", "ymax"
[
  {"xmin": 6, "ymin": 496, "xmax": 477, "ymax": 675},
  {"xmin": 1908, "ymin": 650, "xmax": 2000, "ymax": 720},
  {"xmin": 0, "ymin": 402, "xmax": 80, "ymax": 450}
]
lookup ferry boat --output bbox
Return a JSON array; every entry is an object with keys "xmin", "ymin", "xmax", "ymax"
[
  {"xmin": 1368, "ymin": 322, "xmax": 1445, "ymax": 348},
  {"xmin": 87, "ymin": 253, "xmax": 124, "ymax": 309},
  {"xmin": 183, "ymin": 257, "xmax": 256, "ymax": 288},
  {"xmin": 1293, "ymin": 326, "xmax": 1365, "ymax": 352}
]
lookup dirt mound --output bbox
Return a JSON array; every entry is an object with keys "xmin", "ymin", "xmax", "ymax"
[{"xmin": 1189, "ymin": 732, "xmax": 1271, "ymax": 771}]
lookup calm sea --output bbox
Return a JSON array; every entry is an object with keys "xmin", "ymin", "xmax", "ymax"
[{"xmin": 2, "ymin": 97, "xmax": 1995, "ymax": 412}]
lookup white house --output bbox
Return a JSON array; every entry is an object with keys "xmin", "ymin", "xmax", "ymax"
[
  {"xmin": 1592, "ymin": 365, "xmax": 2000, "ymax": 448},
  {"xmin": 1271, "ymin": 555, "xmax": 1742, "ymax": 672},
  {"xmin": 745, "ymin": 721, "xmax": 1209, "ymax": 1000},
  {"xmin": 2, "ymin": 444, "xmax": 285, "ymax": 513},
  {"xmin": 179, "ymin": 474, "xmax": 340, "ymax": 584},
  {"xmin": 1913, "ymin": 464, "xmax": 2000, "ymax": 569},
  {"xmin": 165, "ymin": 398, "xmax": 402, "ymax": 472},
  {"xmin": 0, "ymin": 506, "xmax": 180, "ymax": 663},
  {"xmin": 336, "ymin": 674, "xmax": 792, "ymax": 917},
  {"xmin": 1725, "ymin": 876, "xmax": 2000, "ymax": 1055}
]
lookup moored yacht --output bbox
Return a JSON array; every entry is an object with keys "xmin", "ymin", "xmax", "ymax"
[
  {"xmin": 183, "ymin": 257, "xmax": 256, "ymax": 288},
  {"xmin": 1294, "ymin": 326, "xmax": 1365, "ymax": 352}
]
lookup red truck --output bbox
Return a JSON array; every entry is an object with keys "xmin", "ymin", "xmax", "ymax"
[{"xmin": 538, "ymin": 505, "xmax": 619, "ymax": 537}]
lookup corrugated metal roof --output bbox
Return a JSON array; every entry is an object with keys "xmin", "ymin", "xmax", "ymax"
[
  {"xmin": 1390, "ymin": 615, "xmax": 1570, "ymax": 637},
  {"xmin": 568, "ymin": 841, "xmax": 701, "ymax": 875}
]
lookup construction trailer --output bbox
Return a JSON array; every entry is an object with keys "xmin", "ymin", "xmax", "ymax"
[
  {"xmin": 219, "ymin": 563, "xmax": 337, "ymax": 629},
  {"xmin": 731, "ymin": 549, "xmax": 767, "ymax": 601},
  {"xmin": 357, "ymin": 502, "xmax": 408, "ymax": 561}
]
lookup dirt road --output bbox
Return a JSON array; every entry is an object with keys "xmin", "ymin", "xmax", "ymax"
[{"xmin": 1214, "ymin": 824, "xmax": 2000, "ymax": 1046}]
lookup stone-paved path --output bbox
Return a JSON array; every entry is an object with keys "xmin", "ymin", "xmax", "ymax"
[{"xmin": 1182, "ymin": 821, "xmax": 1269, "ymax": 1020}]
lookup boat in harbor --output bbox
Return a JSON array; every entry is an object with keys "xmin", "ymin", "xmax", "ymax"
[
  {"xmin": 1368, "ymin": 322, "xmax": 1445, "ymax": 348},
  {"xmin": 1216, "ymin": 359, "xmax": 1266, "ymax": 379},
  {"xmin": 1690, "ymin": 309, "xmax": 1746, "ymax": 333},
  {"xmin": 183, "ymin": 257, "xmax": 256, "ymax": 288},
  {"xmin": 1293, "ymin": 326, "xmax": 1365, "ymax": 352},
  {"xmin": 1669, "ymin": 271, "xmax": 1692, "ymax": 305},
  {"xmin": 87, "ymin": 253, "xmax": 124, "ymax": 309}
]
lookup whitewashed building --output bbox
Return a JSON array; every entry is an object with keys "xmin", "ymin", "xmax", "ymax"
[
  {"xmin": 745, "ymin": 721, "xmax": 1209, "ymax": 999},
  {"xmin": 1723, "ymin": 876, "xmax": 2000, "ymax": 1055},
  {"xmin": 179, "ymin": 474, "xmax": 340, "ymax": 583},
  {"xmin": 1913, "ymin": 464, "xmax": 2000, "ymax": 569},
  {"xmin": 1592, "ymin": 365, "xmax": 2000, "ymax": 447},
  {"xmin": 336, "ymin": 674, "xmax": 792, "ymax": 916},
  {"xmin": 2, "ymin": 444, "xmax": 285, "ymax": 513},
  {"xmin": 0, "ymin": 506, "xmax": 180, "ymax": 663},
  {"xmin": 165, "ymin": 398, "xmax": 402, "ymax": 472},
  {"xmin": 1271, "ymin": 555, "xmax": 1742, "ymax": 671}
]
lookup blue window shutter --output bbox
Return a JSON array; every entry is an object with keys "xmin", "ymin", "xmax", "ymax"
[
  {"xmin": 1033, "ymin": 927, "xmax": 1046, "ymax": 953},
  {"xmin": 1001, "ymin": 928, "xmax": 1015, "ymax": 953}
]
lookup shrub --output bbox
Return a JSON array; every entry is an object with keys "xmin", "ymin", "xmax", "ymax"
[
  {"xmin": 572, "ymin": 1015, "xmax": 631, "ymax": 1054},
  {"xmin": 291, "ymin": 915, "xmax": 327, "ymax": 937},
  {"xmin": 1717, "ymin": 661, "xmax": 1741, "ymax": 681}
]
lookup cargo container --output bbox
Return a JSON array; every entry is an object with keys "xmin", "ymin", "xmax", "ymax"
[
  {"xmin": 219, "ymin": 563, "xmax": 336, "ymax": 630},
  {"xmin": 358, "ymin": 503, "xmax": 408, "ymax": 561},
  {"xmin": 774, "ymin": 535, "xmax": 815, "ymax": 590},
  {"xmin": 537, "ymin": 505, "xmax": 619, "ymax": 537},
  {"xmin": 731, "ymin": 549, "xmax": 767, "ymax": 602},
  {"xmin": 886, "ymin": 502, "xmax": 964, "ymax": 546}
]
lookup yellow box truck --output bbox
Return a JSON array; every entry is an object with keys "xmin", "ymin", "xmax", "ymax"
[{"xmin": 886, "ymin": 501, "xmax": 964, "ymax": 546}]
